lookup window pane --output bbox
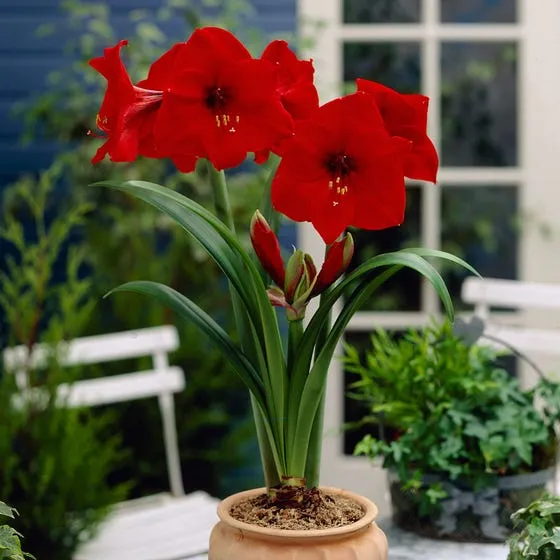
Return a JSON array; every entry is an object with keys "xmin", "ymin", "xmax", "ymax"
[
  {"xmin": 441, "ymin": 42, "xmax": 517, "ymax": 167},
  {"xmin": 440, "ymin": 185, "xmax": 518, "ymax": 310},
  {"xmin": 441, "ymin": 0, "xmax": 517, "ymax": 23},
  {"xmin": 343, "ymin": 42, "xmax": 421, "ymax": 93},
  {"xmin": 344, "ymin": 0, "xmax": 421, "ymax": 24},
  {"xmin": 346, "ymin": 186, "xmax": 422, "ymax": 312}
]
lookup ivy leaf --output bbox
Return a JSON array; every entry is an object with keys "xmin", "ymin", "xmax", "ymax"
[
  {"xmin": 0, "ymin": 526, "xmax": 25, "ymax": 560},
  {"xmin": 537, "ymin": 501, "xmax": 560, "ymax": 516},
  {"xmin": 0, "ymin": 504, "xmax": 14, "ymax": 520}
]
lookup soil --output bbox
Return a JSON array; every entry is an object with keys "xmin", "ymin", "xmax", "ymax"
[{"xmin": 229, "ymin": 487, "xmax": 365, "ymax": 530}]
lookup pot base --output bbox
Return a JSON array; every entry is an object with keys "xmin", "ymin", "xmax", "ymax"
[{"xmin": 209, "ymin": 487, "xmax": 388, "ymax": 560}]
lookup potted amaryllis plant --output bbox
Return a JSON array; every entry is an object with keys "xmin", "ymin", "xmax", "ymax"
[{"xmin": 88, "ymin": 26, "xmax": 475, "ymax": 560}]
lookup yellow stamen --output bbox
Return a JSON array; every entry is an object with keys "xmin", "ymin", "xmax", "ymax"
[{"xmin": 215, "ymin": 114, "xmax": 240, "ymax": 131}]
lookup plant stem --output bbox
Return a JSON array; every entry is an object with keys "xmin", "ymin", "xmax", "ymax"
[
  {"xmin": 304, "ymin": 395, "xmax": 325, "ymax": 487},
  {"xmin": 303, "ymin": 255, "xmax": 334, "ymax": 487},
  {"xmin": 205, "ymin": 159, "xmax": 282, "ymax": 488},
  {"xmin": 251, "ymin": 394, "xmax": 281, "ymax": 488},
  {"xmin": 257, "ymin": 154, "xmax": 281, "ymax": 235},
  {"xmin": 205, "ymin": 161, "xmax": 235, "ymax": 232},
  {"xmin": 287, "ymin": 319, "xmax": 304, "ymax": 379}
]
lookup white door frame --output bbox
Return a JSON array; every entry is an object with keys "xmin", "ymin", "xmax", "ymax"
[{"xmin": 296, "ymin": 0, "xmax": 560, "ymax": 513}]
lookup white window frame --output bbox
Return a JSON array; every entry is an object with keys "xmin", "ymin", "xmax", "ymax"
[{"xmin": 296, "ymin": 0, "xmax": 560, "ymax": 511}]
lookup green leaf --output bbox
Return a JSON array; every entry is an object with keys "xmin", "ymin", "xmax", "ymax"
[
  {"xmin": 0, "ymin": 526, "xmax": 24, "ymax": 560},
  {"xmin": 290, "ymin": 251, "xmax": 458, "ymax": 473},
  {"xmin": 402, "ymin": 247, "xmax": 481, "ymax": 278},
  {"xmin": 94, "ymin": 180, "xmax": 288, "ymax": 472},
  {"xmin": 0, "ymin": 504, "xmax": 14, "ymax": 520},
  {"xmin": 94, "ymin": 180, "xmax": 263, "ymax": 321},
  {"xmin": 107, "ymin": 281, "xmax": 267, "ymax": 409}
]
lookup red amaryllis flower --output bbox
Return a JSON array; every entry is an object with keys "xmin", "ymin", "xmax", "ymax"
[
  {"xmin": 255, "ymin": 40, "xmax": 319, "ymax": 164},
  {"xmin": 357, "ymin": 78, "xmax": 438, "ymax": 183},
  {"xmin": 89, "ymin": 40, "xmax": 197, "ymax": 173},
  {"xmin": 155, "ymin": 27, "xmax": 294, "ymax": 171},
  {"xmin": 272, "ymin": 92, "xmax": 411, "ymax": 244},
  {"xmin": 250, "ymin": 211, "xmax": 354, "ymax": 319}
]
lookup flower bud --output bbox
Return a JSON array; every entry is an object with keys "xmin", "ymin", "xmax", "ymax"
[
  {"xmin": 284, "ymin": 249, "xmax": 306, "ymax": 302},
  {"xmin": 312, "ymin": 233, "xmax": 354, "ymax": 296},
  {"xmin": 250, "ymin": 210, "xmax": 285, "ymax": 288}
]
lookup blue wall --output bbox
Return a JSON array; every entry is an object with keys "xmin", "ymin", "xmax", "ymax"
[{"xmin": 0, "ymin": 0, "xmax": 296, "ymax": 186}]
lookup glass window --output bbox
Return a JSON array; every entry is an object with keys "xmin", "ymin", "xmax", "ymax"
[
  {"xmin": 343, "ymin": 42, "xmax": 421, "ymax": 93},
  {"xmin": 440, "ymin": 185, "xmax": 518, "ymax": 310},
  {"xmin": 343, "ymin": 0, "xmax": 421, "ymax": 24},
  {"xmin": 441, "ymin": 0, "xmax": 517, "ymax": 24},
  {"xmin": 441, "ymin": 42, "xmax": 517, "ymax": 167}
]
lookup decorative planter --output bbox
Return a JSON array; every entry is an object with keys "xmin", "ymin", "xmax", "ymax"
[
  {"xmin": 390, "ymin": 467, "xmax": 556, "ymax": 543},
  {"xmin": 209, "ymin": 486, "xmax": 388, "ymax": 560}
]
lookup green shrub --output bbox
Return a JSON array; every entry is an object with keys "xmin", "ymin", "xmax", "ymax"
[{"xmin": 0, "ymin": 177, "xmax": 128, "ymax": 560}]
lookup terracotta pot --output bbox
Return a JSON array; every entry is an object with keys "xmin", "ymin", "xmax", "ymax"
[{"xmin": 209, "ymin": 486, "xmax": 388, "ymax": 560}]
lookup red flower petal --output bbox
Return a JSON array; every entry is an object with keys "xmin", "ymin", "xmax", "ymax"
[
  {"xmin": 89, "ymin": 40, "xmax": 167, "ymax": 165},
  {"xmin": 309, "ymin": 182, "xmax": 355, "ymax": 244},
  {"xmin": 173, "ymin": 26, "xmax": 251, "ymax": 76},
  {"xmin": 404, "ymin": 134, "xmax": 439, "ymax": 183},
  {"xmin": 261, "ymin": 40, "xmax": 319, "ymax": 121},
  {"xmin": 357, "ymin": 78, "xmax": 439, "ymax": 183},
  {"xmin": 138, "ymin": 42, "xmax": 185, "ymax": 90},
  {"xmin": 352, "ymin": 136, "xmax": 410, "ymax": 231}
]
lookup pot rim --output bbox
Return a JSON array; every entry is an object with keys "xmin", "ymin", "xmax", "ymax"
[{"xmin": 217, "ymin": 486, "xmax": 379, "ymax": 539}]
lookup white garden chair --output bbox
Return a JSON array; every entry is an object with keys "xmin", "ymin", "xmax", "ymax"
[
  {"xmin": 461, "ymin": 276, "xmax": 560, "ymax": 359},
  {"xmin": 2, "ymin": 325, "xmax": 218, "ymax": 560}
]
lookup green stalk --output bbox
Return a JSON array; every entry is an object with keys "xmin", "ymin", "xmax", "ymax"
[
  {"xmin": 251, "ymin": 394, "xmax": 281, "ymax": 488},
  {"xmin": 287, "ymin": 319, "xmax": 304, "ymax": 379},
  {"xmin": 205, "ymin": 160, "xmax": 282, "ymax": 487},
  {"xmin": 257, "ymin": 154, "xmax": 281, "ymax": 234},
  {"xmin": 303, "ymin": 263, "xmax": 333, "ymax": 487},
  {"xmin": 303, "ymin": 395, "xmax": 325, "ymax": 487},
  {"xmin": 206, "ymin": 161, "xmax": 236, "ymax": 232}
]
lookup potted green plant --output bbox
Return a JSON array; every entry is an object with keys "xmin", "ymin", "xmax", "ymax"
[
  {"xmin": 345, "ymin": 321, "xmax": 560, "ymax": 543},
  {"xmin": 508, "ymin": 494, "xmax": 560, "ymax": 559},
  {"xmin": 87, "ymin": 26, "xmax": 475, "ymax": 559}
]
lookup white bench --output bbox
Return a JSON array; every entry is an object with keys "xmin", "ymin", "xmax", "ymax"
[{"xmin": 3, "ymin": 325, "xmax": 218, "ymax": 560}]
